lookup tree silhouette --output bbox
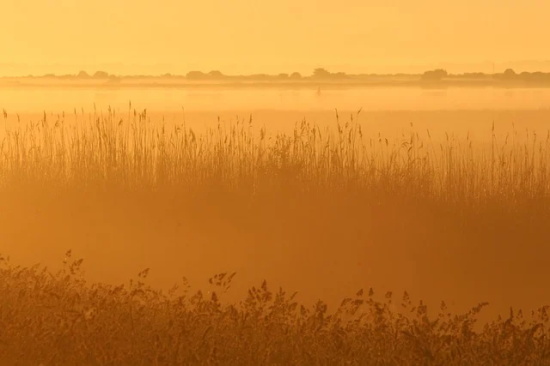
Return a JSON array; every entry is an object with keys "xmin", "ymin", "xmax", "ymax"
[
  {"xmin": 186, "ymin": 71, "xmax": 207, "ymax": 80},
  {"xmin": 503, "ymin": 68, "xmax": 516, "ymax": 79},
  {"xmin": 208, "ymin": 70, "xmax": 224, "ymax": 79},
  {"xmin": 421, "ymin": 69, "xmax": 448, "ymax": 81},
  {"xmin": 313, "ymin": 68, "xmax": 331, "ymax": 78},
  {"xmin": 93, "ymin": 71, "xmax": 109, "ymax": 79}
]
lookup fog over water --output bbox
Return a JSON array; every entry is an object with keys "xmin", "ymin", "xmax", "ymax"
[
  {"xmin": 2, "ymin": 85, "xmax": 550, "ymax": 140},
  {"xmin": 2, "ymin": 85, "xmax": 550, "ymax": 112},
  {"xmin": 2, "ymin": 84, "xmax": 550, "ymax": 320}
]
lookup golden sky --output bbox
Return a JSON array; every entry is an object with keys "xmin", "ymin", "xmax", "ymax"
[{"xmin": 1, "ymin": 0, "xmax": 549, "ymax": 75}]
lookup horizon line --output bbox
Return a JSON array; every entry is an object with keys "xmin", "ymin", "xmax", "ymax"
[{"xmin": 0, "ymin": 68, "xmax": 544, "ymax": 79}]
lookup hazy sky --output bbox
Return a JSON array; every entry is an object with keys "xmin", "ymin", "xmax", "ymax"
[{"xmin": 2, "ymin": 0, "xmax": 550, "ymax": 75}]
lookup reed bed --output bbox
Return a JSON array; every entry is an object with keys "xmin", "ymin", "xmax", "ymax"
[
  {"xmin": 0, "ymin": 253, "xmax": 549, "ymax": 366},
  {"xmin": 1, "ymin": 107, "xmax": 549, "ymax": 210}
]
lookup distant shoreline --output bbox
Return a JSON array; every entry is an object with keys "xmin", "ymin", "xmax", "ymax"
[
  {"xmin": 2, "ymin": 68, "xmax": 550, "ymax": 88},
  {"xmin": 3, "ymin": 78, "xmax": 550, "ymax": 89}
]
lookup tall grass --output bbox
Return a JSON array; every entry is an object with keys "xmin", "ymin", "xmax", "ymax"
[{"xmin": 1, "ymin": 107, "xmax": 549, "ymax": 208}]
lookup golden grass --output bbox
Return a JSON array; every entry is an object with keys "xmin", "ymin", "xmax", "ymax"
[
  {"xmin": 1, "ymin": 108, "xmax": 550, "ymax": 364},
  {"xmin": 1, "ymin": 107, "xmax": 549, "ymax": 205},
  {"xmin": 0, "ymin": 253, "xmax": 549, "ymax": 365}
]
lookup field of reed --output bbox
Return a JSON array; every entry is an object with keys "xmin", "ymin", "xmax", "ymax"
[
  {"xmin": 1, "ymin": 106, "xmax": 550, "ymax": 364},
  {"xmin": 2, "ymin": 107, "xmax": 549, "ymax": 204}
]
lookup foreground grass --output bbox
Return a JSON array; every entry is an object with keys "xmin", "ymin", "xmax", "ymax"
[{"xmin": 1, "ymin": 253, "xmax": 549, "ymax": 366}]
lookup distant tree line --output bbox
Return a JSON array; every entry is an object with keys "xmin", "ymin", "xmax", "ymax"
[
  {"xmin": 495, "ymin": 68, "xmax": 550, "ymax": 82},
  {"xmin": 18, "ymin": 68, "xmax": 550, "ymax": 84},
  {"xmin": 419, "ymin": 68, "xmax": 550, "ymax": 82},
  {"xmin": 184, "ymin": 70, "xmax": 304, "ymax": 80},
  {"xmin": 76, "ymin": 70, "xmax": 117, "ymax": 79}
]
